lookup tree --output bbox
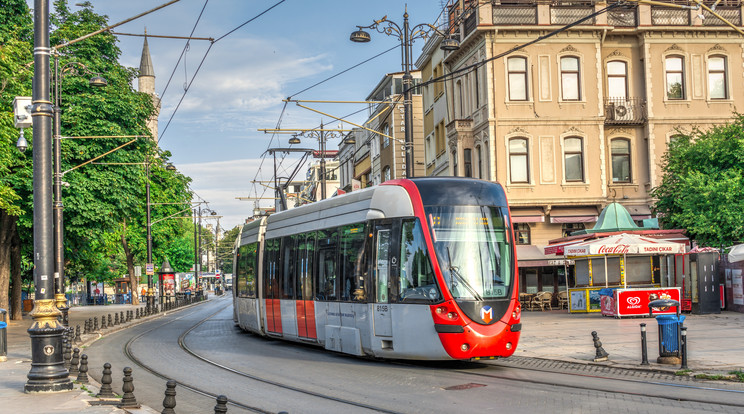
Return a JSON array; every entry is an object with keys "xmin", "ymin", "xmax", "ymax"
[
  {"xmin": 218, "ymin": 226, "xmax": 241, "ymax": 274},
  {"xmin": 0, "ymin": 0, "xmax": 33, "ymax": 319},
  {"xmin": 652, "ymin": 114, "xmax": 744, "ymax": 247}
]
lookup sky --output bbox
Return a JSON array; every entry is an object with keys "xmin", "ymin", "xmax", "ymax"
[{"xmin": 42, "ymin": 0, "xmax": 450, "ymax": 232}]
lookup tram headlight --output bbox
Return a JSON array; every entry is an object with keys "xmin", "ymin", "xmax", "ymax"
[
  {"xmin": 461, "ymin": 343, "xmax": 470, "ymax": 351},
  {"xmin": 436, "ymin": 306, "xmax": 447, "ymax": 314},
  {"xmin": 447, "ymin": 312, "xmax": 458, "ymax": 320},
  {"xmin": 505, "ymin": 342, "xmax": 512, "ymax": 350}
]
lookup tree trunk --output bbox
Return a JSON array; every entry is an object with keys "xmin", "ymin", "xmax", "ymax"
[
  {"xmin": 10, "ymin": 216, "xmax": 22, "ymax": 320},
  {"xmin": 120, "ymin": 221, "xmax": 139, "ymax": 306},
  {"xmin": 0, "ymin": 210, "xmax": 12, "ymax": 314}
]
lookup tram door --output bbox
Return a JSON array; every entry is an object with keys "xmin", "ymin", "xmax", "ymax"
[{"xmin": 374, "ymin": 223, "xmax": 394, "ymax": 337}]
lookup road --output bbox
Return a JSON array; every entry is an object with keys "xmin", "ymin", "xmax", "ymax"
[{"xmin": 83, "ymin": 295, "xmax": 744, "ymax": 413}]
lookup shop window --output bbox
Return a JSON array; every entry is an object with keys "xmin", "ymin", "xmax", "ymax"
[
  {"xmin": 562, "ymin": 223, "xmax": 585, "ymax": 238},
  {"xmin": 514, "ymin": 223, "xmax": 531, "ymax": 245}
]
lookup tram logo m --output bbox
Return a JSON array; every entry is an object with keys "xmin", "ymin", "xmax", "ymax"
[{"xmin": 480, "ymin": 306, "xmax": 493, "ymax": 324}]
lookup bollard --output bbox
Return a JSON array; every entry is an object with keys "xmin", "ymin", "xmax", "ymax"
[
  {"xmin": 101, "ymin": 315, "xmax": 107, "ymax": 329},
  {"xmin": 94, "ymin": 317, "xmax": 99, "ymax": 332},
  {"xmin": 77, "ymin": 354, "xmax": 89, "ymax": 383},
  {"xmin": 119, "ymin": 367, "xmax": 139, "ymax": 408},
  {"xmin": 162, "ymin": 380, "xmax": 177, "ymax": 414},
  {"xmin": 97, "ymin": 363, "xmax": 116, "ymax": 398},
  {"xmin": 69, "ymin": 348, "xmax": 80, "ymax": 377},
  {"xmin": 640, "ymin": 323, "xmax": 649, "ymax": 365},
  {"xmin": 108, "ymin": 313, "xmax": 112, "ymax": 327},
  {"xmin": 592, "ymin": 331, "xmax": 609, "ymax": 362},
  {"xmin": 681, "ymin": 326, "xmax": 688, "ymax": 370},
  {"xmin": 120, "ymin": 311, "xmax": 125, "ymax": 324},
  {"xmin": 214, "ymin": 395, "xmax": 228, "ymax": 414},
  {"xmin": 84, "ymin": 320, "xmax": 89, "ymax": 334},
  {"xmin": 63, "ymin": 339, "xmax": 72, "ymax": 370},
  {"xmin": 75, "ymin": 325, "xmax": 82, "ymax": 344},
  {"xmin": 114, "ymin": 313, "xmax": 119, "ymax": 326}
]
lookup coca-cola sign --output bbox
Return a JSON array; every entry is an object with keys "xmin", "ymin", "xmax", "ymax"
[{"xmin": 597, "ymin": 244, "xmax": 630, "ymax": 254}]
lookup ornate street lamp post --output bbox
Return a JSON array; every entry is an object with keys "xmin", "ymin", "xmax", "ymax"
[
  {"xmin": 351, "ymin": 7, "xmax": 458, "ymax": 178},
  {"xmin": 26, "ymin": 0, "xmax": 73, "ymax": 392}
]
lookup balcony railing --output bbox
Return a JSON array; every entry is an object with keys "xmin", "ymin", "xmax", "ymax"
[
  {"xmin": 493, "ymin": 1, "xmax": 539, "ymax": 25},
  {"xmin": 604, "ymin": 98, "xmax": 646, "ymax": 125},
  {"xmin": 651, "ymin": 7, "xmax": 690, "ymax": 25},
  {"xmin": 607, "ymin": 6, "xmax": 637, "ymax": 26},
  {"xmin": 551, "ymin": 4, "xmax": 596, "ymax": 25},
  {"xmin": 702, "ymin": 8, "xmax": 742, "ymax": 26}
]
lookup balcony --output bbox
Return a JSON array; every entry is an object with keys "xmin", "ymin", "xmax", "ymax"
[
  {"xmin": 607, "ymin": 5, "xmax": 637, "ymax": 27},
  {"xmin": 604, "ymin": 98, "xmax": 646, "ymax": 125},
  {"xmin": 551, "ymin": 0, "xmax": 596, "ymax": 25},
  {"xmin": 702, "ymin": 7, "xmax": 742, "ymax": 26}
]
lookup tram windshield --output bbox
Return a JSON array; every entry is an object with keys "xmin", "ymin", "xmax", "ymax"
[{"xmin": 425, "ymin": 205, "xmax": 512, "ymax": 300}]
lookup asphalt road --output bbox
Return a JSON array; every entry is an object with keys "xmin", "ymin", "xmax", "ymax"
[{"xmin": 83, "ymin": 295, "xmax": 744, "ymax": 413}]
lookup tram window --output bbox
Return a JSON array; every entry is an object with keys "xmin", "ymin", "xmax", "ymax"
[
  {"xmin": 399, "ymin": 219, "xmax": 440, "ymax": 302},
  {"xmin": 340, "ymin": 223, "xmax": 367, "ymax": 302},
  {"xmin": 264, "ymin": 238, "xmax": 280, "ymax": 299},
  {"xmin": 296, "ymin": 231, "xmax": 316, "ymax": 300},
  {"xmin": 316, "ymin": 228, "xmax": 338, "ymax": 301},
  {"xmin": 237, "ymin": 243, "xmax": 257, "ymax": 298},
  {"xmin": 281, "ymin": 236, "xmax": 297, "ymax": 299}
]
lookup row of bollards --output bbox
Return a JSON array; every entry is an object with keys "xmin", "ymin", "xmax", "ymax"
[
  {"xmin": 92, "ymin": 362, "xmax": 230, "ymax": 413},
  {"xmin": 639, "ymin": 321, "xmax": 688, "ymax": 369}
]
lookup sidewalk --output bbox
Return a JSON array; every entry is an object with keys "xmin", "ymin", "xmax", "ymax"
[
  {"xmin": 1, "ymin": 303, "xmax": 165, "ymax": 413},
  {"xmin": 517, "ymin": 309, "xmax": 744, "ymax": 375}
]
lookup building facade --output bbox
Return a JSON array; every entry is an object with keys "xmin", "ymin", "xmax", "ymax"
[{"xmin": 439, "ymin": 0, "xmax": 743, "ymax": 293}]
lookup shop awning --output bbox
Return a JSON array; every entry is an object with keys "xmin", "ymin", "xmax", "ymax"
[
  {"xmin": 549, "ymin": 206, "xmax": 599, "ymax": 223},
  {"xmin": 517, "ymin": 245, "xmax": 573, "ymax": 267},
  {"xmin": 511, "ymin": 207, "xmax": 545, "ymax": 223},
  {"xmin": 564, "ymin": 233, "xmax": 686, "ymax": 256}
]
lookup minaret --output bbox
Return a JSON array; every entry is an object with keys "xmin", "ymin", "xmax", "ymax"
[{"xmin": 138, "ymin": 30, "xmax": 160, "ymax": 142}]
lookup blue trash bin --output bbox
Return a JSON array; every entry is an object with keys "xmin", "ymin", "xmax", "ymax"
[
  {"xmin": 1, "ymin": 308, "xmax": 7, "ymax": 361},
  {"xmin": 656, "ymin": 314, "xmax": 685, "ymax": 356}
]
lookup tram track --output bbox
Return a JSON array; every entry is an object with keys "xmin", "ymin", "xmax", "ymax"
[
  {"xmin": 123, "ymin": 299, "xmax": 404, "ymax": 414},
  {"xmin": 447, "ymin": 359, "xmax": 744, "ymax": 408}
]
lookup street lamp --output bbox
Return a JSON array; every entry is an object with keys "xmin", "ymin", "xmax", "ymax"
[
  {"xmin": 351, "ymin": 7, "xmax": 459, "ymax": 178},
  {"xmin": 146, "ymin": 159, "xmax": 177, "ymax": 313},
  {"xmin": 52, "ymin": 55, "xmax": 107, "ymax": 326},
  {"xmin": 25, "ymin": 0, "xmax": 73, "ymax": 393},
  {"xmin": 287, "ymin": 121, "xmax": 345, "ymax": 200}
]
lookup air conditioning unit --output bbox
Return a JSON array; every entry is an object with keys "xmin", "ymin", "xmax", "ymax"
[{"xmin": 612, "ymin": 102, "xmax": 633, "ymax": 122}]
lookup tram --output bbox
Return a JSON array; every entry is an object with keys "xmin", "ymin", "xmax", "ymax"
[{"xmin": 232, "ymin": 177, "xmax": 521, "ymax": 360}]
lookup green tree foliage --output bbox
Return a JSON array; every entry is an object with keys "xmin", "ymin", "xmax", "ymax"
[
  {"xmin": 1, "ymin": 1, "xmax": 195, "ymax": 309},
  {"xmin": 218, "ymin": 226, "xmax": 241, "ymax": 274},
  {"xmin": 652, "ymin": 114, "xmax": 744, "ymax": 247}
]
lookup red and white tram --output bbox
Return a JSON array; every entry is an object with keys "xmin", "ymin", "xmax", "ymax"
[{"xmin": 232, "ymin": 177, "xmax": 521, "ymax": 360}]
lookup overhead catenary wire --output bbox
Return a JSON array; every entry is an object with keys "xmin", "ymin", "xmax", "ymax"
[{"xmin": 158, "ymin": 0, "xmax": 288, "ymax": 144}]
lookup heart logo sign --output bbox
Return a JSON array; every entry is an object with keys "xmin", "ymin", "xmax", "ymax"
[{"xmin": 627, "ymin": 297, "xmax": 641, "ymax": 306}]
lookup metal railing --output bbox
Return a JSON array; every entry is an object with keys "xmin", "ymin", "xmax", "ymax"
[
  {"xmin": 551, "ymin": 5, "xmax": 596, "ymax": 25},
  {"xmin": 493, "ymin": 5, "xmax": 539, "ymax": 25},
  {"xmin": 702, "ymin": 8, "xmax": 742, "ymax": 25},
  {"xmin": 651, "ymin": 7, "xmax": 690, "ymax": 25},
  {"xmin": 608, "ymin": 6, "xmax": 638, "ymax": 26}
]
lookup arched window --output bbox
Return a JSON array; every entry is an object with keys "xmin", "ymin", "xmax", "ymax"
[
  {"xmin": 611, "ymin": 138, "xmax": 631, "ymax": 183},
  {"xmin": 607, "ymin": 61, "xmax": 628, "ymax": 99},
  {"xmin": 560, "ymin": 56, "xmax": 581, "ymax": 101},
  {"xmin": 708, "ymin": 55, "xmax": 728, "ymax": 99},
  {"xmin": 509, "ymin": 138, "xmax": 529, "ymax": 183},
  {"xmin": 665, "ymin": 56, "xmax": 685, "ymax": 100},
  {"xmin": 563, "ymin": 137, "xmax": 584, "ymax": 182},
  {"xmin": 507, "ymin": 57, "xmax": 528, "ymax": 101}
]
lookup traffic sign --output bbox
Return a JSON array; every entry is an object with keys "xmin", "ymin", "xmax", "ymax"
[{"xmin": 146, "ymin": 263, "xmax": 154, "ymax": 275}]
